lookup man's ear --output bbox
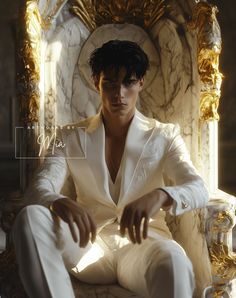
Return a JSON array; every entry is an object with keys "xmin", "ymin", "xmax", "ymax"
[
  {"xmin": 93, "ymin": 75, "xmax": 100, "ymax": 91},
  {"xmin": 139, "ymin": 78, "xmax": 144, "ymax": 91}
]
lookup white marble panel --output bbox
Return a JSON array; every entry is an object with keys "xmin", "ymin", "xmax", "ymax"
[
  {"xmin": 44, "ymin": 16, "xmax": 90, "ymax": 125},
  {"xmin": 30, "ymin": 0, "xmax": 225, "ymax": 296},
  {"xmin": 38, "ymin": 0, "xmax": 218, "ymax": 192},
  {"xmin": 37, "ymin": 0, "xmax": 68, "ymax": 21},
  {"xmin": 71, "ymin": 67, "xmax": 100, "ymax": 120},
  {"xmin": 148, "ymin": 17, "xmax": 200, "ymax": 167}
]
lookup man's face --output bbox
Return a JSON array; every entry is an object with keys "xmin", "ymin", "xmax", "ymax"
[{"xmin": 94, "ymin": 67, "xmax": 144, "ymax": 117}]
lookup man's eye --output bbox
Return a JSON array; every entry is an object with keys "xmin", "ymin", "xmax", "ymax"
[
  {"xmin": 124, "ymin": 80, "xmax": 138, "ymax": 87},
  {"xmin": 103, "ymin": 82, "xmax": 116, "ymax": 87}
]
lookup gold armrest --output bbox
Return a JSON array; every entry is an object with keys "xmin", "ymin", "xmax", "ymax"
[{"xmin": 205, "ymin": 190, "xmax": 236, "ymax": 297}]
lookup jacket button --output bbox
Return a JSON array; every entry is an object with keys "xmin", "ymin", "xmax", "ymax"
[{"xmin": 181, "ymin": 201, "xmax": 189, "ymax": 209}]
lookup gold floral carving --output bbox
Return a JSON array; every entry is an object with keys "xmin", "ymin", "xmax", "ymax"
[
  {"xmin": 209, "ymin": 242, "xmax": 236, "ymax": 283},
  {"xmin": 206, "ymin": 201, "xmax": 236, "ymax": 297},
  {"xmin": 188, "ymin": 2, "xmax": 223, "ymax": 121},
  {"xmin": 69, "ymin": 0, "xmax": 166, "ymax": 31},
  {"xmin": 18, "ymin": 1, "xmax": 41, "ymax": 123},
  {"xmin": 211, "ymin": 210, "xmax": 234, "ymax": 233}
]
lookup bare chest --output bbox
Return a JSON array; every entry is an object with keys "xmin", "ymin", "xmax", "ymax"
[{"xmin": 105, "ymin": 136, "xmax": 126, "ymax": 183}]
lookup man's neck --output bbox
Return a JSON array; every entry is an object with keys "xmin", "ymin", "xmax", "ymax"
[{"xmin": 101, "ymin": 109, "xmax": 135, "ymax": 138}]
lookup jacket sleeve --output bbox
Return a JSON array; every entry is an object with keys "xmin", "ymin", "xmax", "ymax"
[
  {"xmin": 160, "ymin": 125, "xmax": 209, "ymax": 216},
  {"xmin": 24, "ymin": 130, "xmax": 70, "ymax": 207}
]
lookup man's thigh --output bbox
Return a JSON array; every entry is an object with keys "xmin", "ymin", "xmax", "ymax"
[
  {"xmin": 69, "ymin": 234, "xmax": 117, "ymax": 284},
  {"xmin": 115, "ymin": 234, "xmax": 192, "ymax": 297},
  {"xmin": 45, "ymin": 209, "xmax": 117, "ymax": 285},
  {"xmin": 15, "ymin": 205, "xmax": 116, "ymax": 285}
]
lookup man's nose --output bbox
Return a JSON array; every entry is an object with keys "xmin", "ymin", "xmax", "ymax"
[{"xmin": 115, "ymin": 84, "xmax": 126, "ymax": 98}]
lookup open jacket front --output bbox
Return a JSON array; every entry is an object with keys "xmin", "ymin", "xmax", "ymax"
[{"xmin": 25, "ymin": 109, "xmax": 209, "ymax": 237}]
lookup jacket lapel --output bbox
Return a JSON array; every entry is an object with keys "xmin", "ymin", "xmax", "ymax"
[
  {"xmin": 85, "ymin": 113, "xmax": 116, "ymax": 207},
  {"xmin": 118, "ymin": 110, "xmax": 156, "ymax": 206},
  {"xmin": 83, "ymin": 110, "xmax": 156, "ymax": 207}
]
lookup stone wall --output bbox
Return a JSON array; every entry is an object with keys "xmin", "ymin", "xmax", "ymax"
[{"xmin": 0, "ymin": 1, "xmax": 20, "ymax": 195}]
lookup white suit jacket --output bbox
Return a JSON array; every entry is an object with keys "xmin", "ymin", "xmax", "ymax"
[{"xmin": 25, "ymin": 109, "xmax": 209, "ymax": 237}]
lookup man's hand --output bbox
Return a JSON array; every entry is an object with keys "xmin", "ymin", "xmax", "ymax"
[
  {"xmin": 51, "ymin": 198, "xmax": 97, "ymax": 247},
  {"xmin": 120, "ymin": 189, "xmax": 172, "ymax": 244}
]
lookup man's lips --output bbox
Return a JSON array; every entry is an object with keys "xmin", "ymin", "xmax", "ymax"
[{"xmin": 111, "ymin": 103, "xmax": 127, "ymax": 106}]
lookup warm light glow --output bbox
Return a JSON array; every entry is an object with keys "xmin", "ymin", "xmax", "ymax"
[
  {"xmin": 113, "ymin": 234, "xmax": 130, "ymax": 249},
  {"xmin": 39, "ymin": 40, "xmax": 47, "ymax": 137},
  {"xmin": 72, "ymin": 243, "xmax": 105, "ymax": 273},
  {"xmin": 51, "ymin": 41, "xmax": 62, "ymax": 62},
  {"xmin": 209, "ymin": 121, "xmax": 218, "ymax": 193}
]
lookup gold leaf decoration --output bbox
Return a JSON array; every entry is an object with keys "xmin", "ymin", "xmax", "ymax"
[
  {"xmin": 188, "ymin": 2, "xmax": 223, "ymax": 121},
  {"xmin": 69, "ymin": 0, "xmax": 166, "ymax": 31},
  {"xmin": 209, "ymin": 242, "xmax": 236, "ymax": 283},
  {"xmin": 17, "ymin": 1, "xmax": 41, "ymax": 123}
]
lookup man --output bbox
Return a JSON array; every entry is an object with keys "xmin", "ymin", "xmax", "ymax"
[{"xmin": 13, "ymin": 40, "xmax": 209, "ymax": 298}]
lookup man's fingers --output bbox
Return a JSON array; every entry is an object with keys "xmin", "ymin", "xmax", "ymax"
[
  {"xmin": 127, "ymin": 214, "xmax": 136, "ymax": 244},
  {"xmin": 134, "ymin": 213, "xmax": 142, "ymax": 244},
  {"xmin": 55, "ymin": 207, "xmax": 78, "ymax": 243},
  {"xmin": 74, "ymin": 214, "xmax": 95, "ymax": 247},
  {"xmin": 120, "ymin": 208, "xmax": 128, "ymax": 237},
  {"xmin": 121, "ymin": 207, "xmax": 136, "ymax": 243},
  {"xmin": 67, "ymin": 213, "xmax": 78, "ymax": 243},
  {"xmin": 53, "ymin": 199, "xmax": 97, "ymax": 246},
  {"xmin": 81, "ymin": 215, "xmax": 91, "ymax": 247},
  {"xmin": 142, "ymin": 215, "xmax": 149, "ymax": 239},
  {"xmin": 74, "ymin": 216, "xmax": 87, "ymax": 247},
  {"xmin": 88, "ymin": 216, "xmax": 97, "ymax": 243}
]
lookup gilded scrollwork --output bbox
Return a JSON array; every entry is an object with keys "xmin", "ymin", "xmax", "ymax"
[
  {"xmin": 210, "ymin": 210, "xmax": 234, "ymax": 233},
  {"xmin": 12, "ymin": 1, "xmax": 236, "ymax": 297},
  {"xmin": 69, "ymin": 0, "xmax": 166, "ymax": 31},
  {"xmin": 206, "ymin": 197, "xmax": 236, "ymax": 296},
  {"xmin": 209, "ymin": 242, "xmax": 236, "ymax": 283},
  {"xmin": 18, "ymin": 0, "xmax": 41, "ymax": 123},
  {"xmin": 18, "ymin": 0, "xmax": 67, "ymax": 124},
  {"xmin": 188, "ymin": 2, "xmax": 223, "ymax": 121}
]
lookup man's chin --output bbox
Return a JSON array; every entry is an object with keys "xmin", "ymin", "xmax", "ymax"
[{"xmin": 109, "ymin": 106, "xmax": 128, "ymax": 114}]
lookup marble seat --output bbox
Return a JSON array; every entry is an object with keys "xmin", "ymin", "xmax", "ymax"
[{"xmin": 1, "ymin": 1, "xmax": 236, "ymax": 298}]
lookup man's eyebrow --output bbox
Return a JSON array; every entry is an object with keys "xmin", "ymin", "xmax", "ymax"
[
  {"xmin": 102, "ymin": 76, "xmax": 138, "ymax": 82},
  {"xmin": 125, "ymin": 78, "xmax": 138, "ymax": 81},
  {"xmin": 103, "ymin": 77, "xmax": 115, "ymax": 81}
]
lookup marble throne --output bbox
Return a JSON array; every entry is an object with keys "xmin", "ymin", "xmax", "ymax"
[{"xmin": 1, "ymin": 0, "xmax": 236, "ymax": 297}]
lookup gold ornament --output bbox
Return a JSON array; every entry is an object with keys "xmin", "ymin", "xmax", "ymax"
[
  {"xmin": 17, "ymin": 1, "xmax": 41, "ymax": 123},
  {"xmin": 69, "ymin": 0, "xmax": 166, "ymax": 31},
  {"xmin": 188, "ymin": 2, "xmax": 223, "ymax": 121}
]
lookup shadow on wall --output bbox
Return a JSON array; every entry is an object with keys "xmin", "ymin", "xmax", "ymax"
[{"xmin": 209, "ymin": 0, "xmax": 236, "ymax": 195}]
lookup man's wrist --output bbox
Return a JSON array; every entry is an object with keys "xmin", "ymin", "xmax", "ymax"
[{"xmin": 155, "ymin": 188, "xmax": 173, "ymax": 209}]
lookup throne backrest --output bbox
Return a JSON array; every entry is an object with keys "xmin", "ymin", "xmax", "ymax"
[
  {"xmin": 44, "ymin": 2, "xmax": 200, "ymax": 163},
  {"xmin": 18, "ymin": 0, "xmax": 222, "ymax": 194},
  {"xmin": 17, "ymin": 1, "xmax": 223, "ymax": 296}
]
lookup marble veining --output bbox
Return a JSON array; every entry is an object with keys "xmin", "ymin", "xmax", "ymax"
[
  {"xmin": 40, "ymin": 0, "xmax": 209, "ymax": 175},
  {"xmin": 33, "ymin": 1, "xmax": 225, "ymax": 296}
]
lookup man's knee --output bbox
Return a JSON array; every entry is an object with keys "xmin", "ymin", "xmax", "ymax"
[
  {"xmin": 145, "ymin": 252, "xmax": 174, "ymax": 286},
  {"xmin": 145, "ymin": 241, "xmax": 194, "ymax": 285},
  {"xmin": 13, "ymin": 205, "xmax": 50, "ymax": 239},
  {"xmin": 143, "ymin": 240, "xmax": 195, "ymax": 298}
]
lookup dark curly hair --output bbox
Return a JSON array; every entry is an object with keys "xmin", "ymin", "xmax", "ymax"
[{"xmin": 89, "ymin": 40, "xmax": 150, "ymax": 80}]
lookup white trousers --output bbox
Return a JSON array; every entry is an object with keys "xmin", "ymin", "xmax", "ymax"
[{"xmin": 13, "ymin": 205, "xmax": 195, "ymax": 298}]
